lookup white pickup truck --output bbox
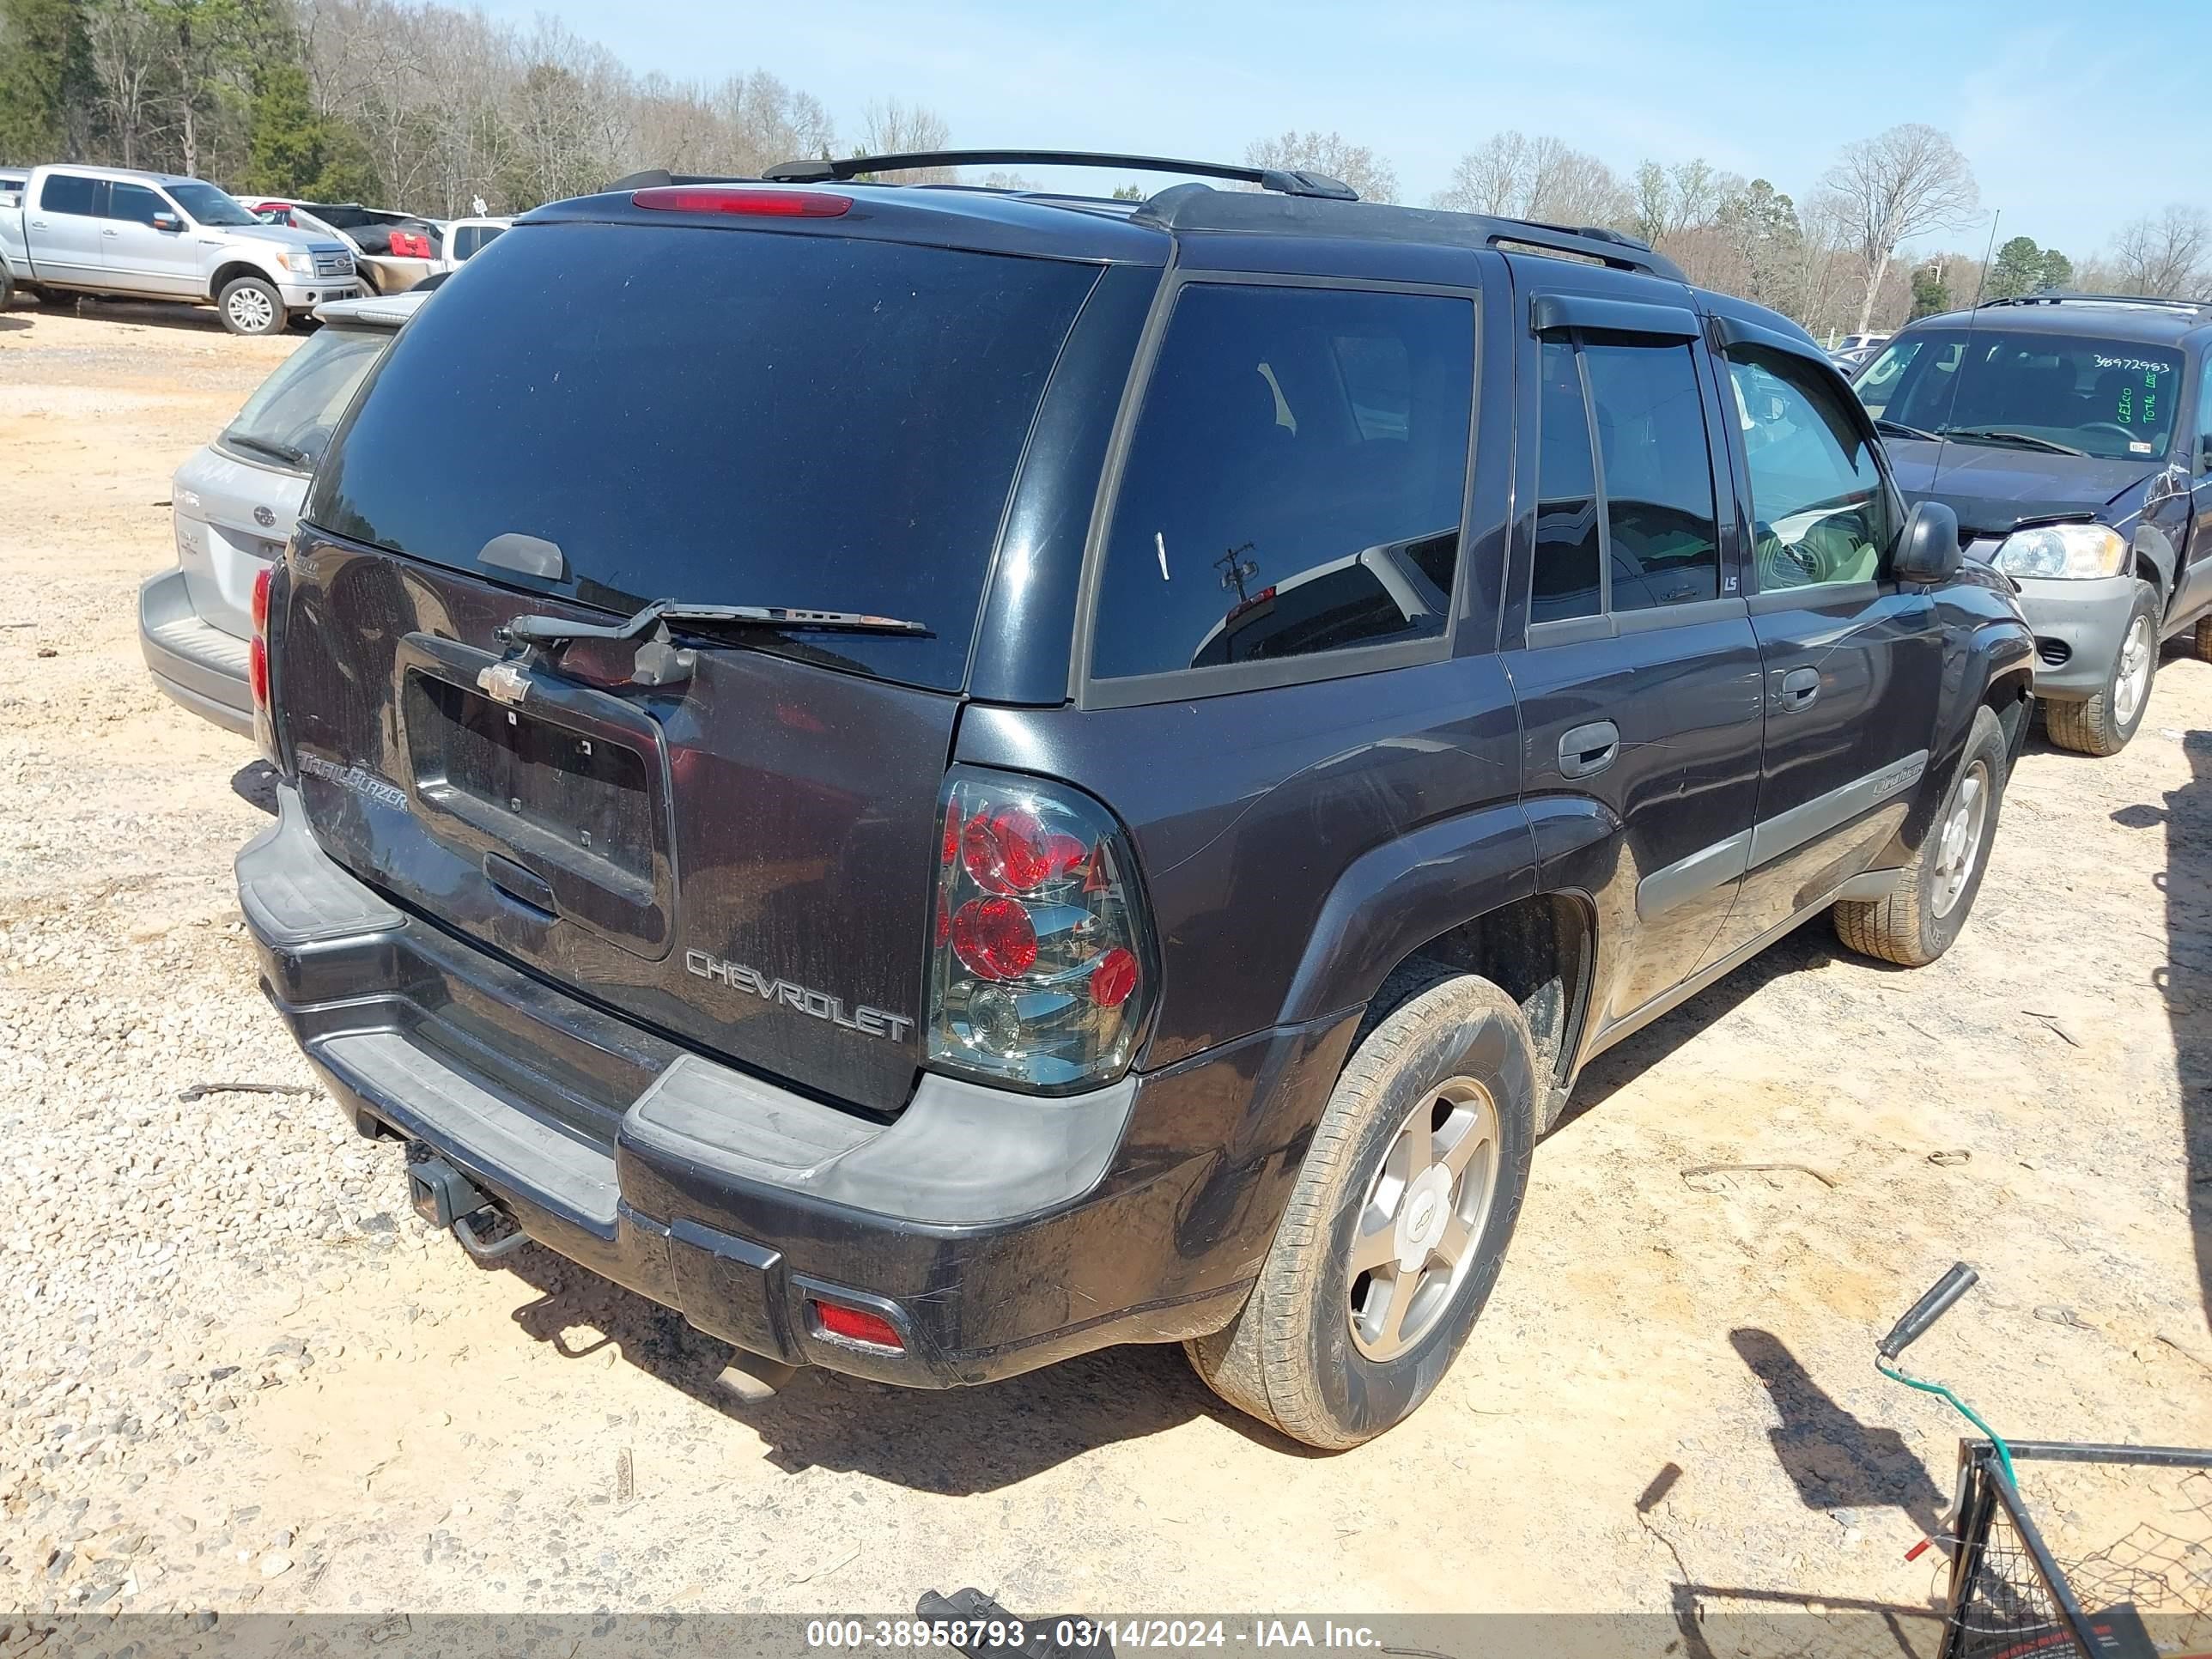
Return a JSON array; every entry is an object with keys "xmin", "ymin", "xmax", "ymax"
[{"xmin": 0, "ymin": 164, "xmax": 357, "ymax": 334}]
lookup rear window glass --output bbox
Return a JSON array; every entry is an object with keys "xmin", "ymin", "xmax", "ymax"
[
  {"xmin": 308, "ymin": 223, "xmax": 1096, "ymax": 692},
  {"xmin": 40, "ymin": 173, "xmax": 99, "ymax": 216},
  {"xmin": 453, "ymin": 223, "xmax": 504, "ymax": 260},
  {"xmin": 222, "ymin": 325, "xmax": 392, "ymax": 474},
  {"xmin": 1090, "ymin": 283, "xmax": 1474, "ymax": 681}
]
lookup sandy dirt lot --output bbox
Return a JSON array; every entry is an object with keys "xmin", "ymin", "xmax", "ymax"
[{"xmin": 2, "ymin": 299, "xmax": 2208, "ymax": 1642}]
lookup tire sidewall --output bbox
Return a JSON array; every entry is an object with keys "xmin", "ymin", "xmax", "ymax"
[
  {"xmin": 1915, "ymin": 709, "xmax": 2008, "ymax": 956},
  {"xmin": 220, "ymin": 277, "xmax": 283, "ymax": 337},
  {"xmin": 1298, "ymin": 991, "xmax": 1536, "ymax": 1438},
  {"xmin": 2102, "ymin": 582, "xmax": 2160, "ymax": 747}
]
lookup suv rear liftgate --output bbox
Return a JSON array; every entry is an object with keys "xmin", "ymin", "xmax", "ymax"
[{"xmin": 240, "ymin": 179, "xmax": 1261, "ymax": 1382}]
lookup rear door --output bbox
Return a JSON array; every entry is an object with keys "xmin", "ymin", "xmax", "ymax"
[
  {"xmin": 1716, "ymin": 331, "xmax": 1944, "ymax": 944},
  {"xmin": 286, "ymin": 216, "xmax": 1108, "ymax": 1114},
  {"xmin": 1501, "ymin": 285, "xmax": 1765, "ymax": 1028},
  {"xmin": 27, "ymin": 173, "xmax": 106, "ymax": 284}
]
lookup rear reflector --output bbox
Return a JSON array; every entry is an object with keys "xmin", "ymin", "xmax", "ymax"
[
  {"xmin": 630, "ymin": 185, "xmax": 852, "ymax": 218},
  {"xmin": 251, "ymin": 563, "xmax": 271, "ymax": 633},
  {"xmin": 810, "ymin": 1299, "xmax": 902, "ymax": 1351},
  {"xmin": 248, "ymin": 635, "xmax": 269, "ymax": 708}
]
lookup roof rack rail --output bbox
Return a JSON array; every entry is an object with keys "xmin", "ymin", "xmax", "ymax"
[
  {"xmin": 1979, "ymin": 290, "xmax": 2209, "ymax": 313},
  {"xmin": 762, "ymin": 149, "xmax": 1358, "ymax": 202},
  {"xmin": 604, "ymin": 168, "xmax": 756, "ymax": 192}
]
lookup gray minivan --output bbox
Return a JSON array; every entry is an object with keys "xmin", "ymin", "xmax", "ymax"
[{"xmin": 141, "ymin": 289, "xmax": 428, "ymax": 732}]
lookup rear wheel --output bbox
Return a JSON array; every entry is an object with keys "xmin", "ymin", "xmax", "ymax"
[
  {"xmin": 1184, "ymin": 965, "xmax": 1537, "ymax": 1449},
  {"xmin": 2188, "ymin": 611, "xmax": 2212, "ymax": 663},
  {"xmin": 1833, "ymin": 705, "xmax": 2008, "ymax": 967},
  {"xmin": 217, "ymin": 275, "xmax": 285, "ymax": 337},
  {"xmin": 28, "ymin": 284, "xmax": 68, "ymax": 307},
  {"xmin": 2045, "ymin": 580, "xmax": 2158, "ymax": 756}
]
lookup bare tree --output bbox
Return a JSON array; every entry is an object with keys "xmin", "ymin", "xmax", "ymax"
[
  {"xmin": 1822, "ymin": 123, "xmax": 1980, "ymax": 335},
  {"xmin": 84, "ymin": 0, "xmax": 165, "ymax": 167},
  {"xmin": 1632, "ymin": 156, "xmax": 1737, "ymax": 242},
  {"xmin": 858, "ymin": 96, "xmax": 952, "ymax": 181},
  {"xmin": 1243, "ymin": 129, "xmax": 1398, "ymax": 204},
  {"xmin": 2111, "ymin": 205, "xmax": 2211, "ymax": 299},
  {"xmin": 1431, "ymin": 131, "xmax": 1626, "ymax": 228}
]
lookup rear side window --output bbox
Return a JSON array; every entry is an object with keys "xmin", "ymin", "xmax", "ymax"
[
  {"xmin": 308, "ymin": 223, "xmax": 1097, "ymax": 692},
  {"xmin": 39, "ymin": 174, "xmax": 100, "ymax": 216},
  {"xmin": 453, "ymin": 223, "xmax": 504, "ymax": 260},
  {"xmin": 1530, "ymin": 336, "xmax": 1719, "ymax": 623},
  {"xmin": 1090, "ymin": 283, "xmax": 1474, "ymax": 682}
]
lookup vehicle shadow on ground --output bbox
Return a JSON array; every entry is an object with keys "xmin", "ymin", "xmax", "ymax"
[
  {"xmin": 0, "ymin": 314, "xmax": 30, "ymax": 333},
  {"xmin": 1559, "ymin": 918, "xmax": 1869, "ymax": 1126},
  {"xmin": 485, "ymin": 1244, "xmax": 1298, "ymax": 1492},
  {"xmin": 1729, "ymin": 1328, "xmax": 1948, "ymax": 1540},
  {"xmin": 232, "ymin": 760, "xmax": 280, "ymax": 814},
  {"xmin": 14, "ymin": 299, "xmax": 240, "ymax": 336},
  {"xmin": 2151, "ymin": 722, "xmax": 2212, "ymax": 1328}
]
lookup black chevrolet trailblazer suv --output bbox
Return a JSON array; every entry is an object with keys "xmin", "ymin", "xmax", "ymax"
[{"xmin": 236, "ymin": 149, "xmax": 2035, "ymax": 1447}]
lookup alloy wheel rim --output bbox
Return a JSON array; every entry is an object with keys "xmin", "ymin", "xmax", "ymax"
[
  {"xmin": 228, "ymin": 289, "xmax": 274, "ymax": 331},
  {"xmin": 1346, "ymin": 1077, "xmax": 1501, "ymax": 1362},
  {"xmin": 1931, "ymin": 760, "xmax": 1990, "ymax": 920},
  {"xmin": 2113, "ymin": 616, "xmax": 2153, "ymax": 727}
]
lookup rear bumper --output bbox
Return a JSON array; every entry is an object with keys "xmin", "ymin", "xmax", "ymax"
[
  {"xmin": 2012, "ymin": 573, "xmax": 2138, "ymax": 702},
  {"xmin": 237, "ymin": 786, "xmax": 1356, "ymax": 1386},
  {"xmin": 139, "ymin": 568, "xmax": 253, "ymax": 737}
]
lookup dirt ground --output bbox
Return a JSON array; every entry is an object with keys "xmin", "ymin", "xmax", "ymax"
[{"xmin": 2, "ymin": 298, "xmax": 2208, "ymax": 1639}]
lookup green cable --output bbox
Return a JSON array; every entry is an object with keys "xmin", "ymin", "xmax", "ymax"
[{"xmin": 1879, "ymin": 1357, "xmax": 2016, "ymax": 1488}]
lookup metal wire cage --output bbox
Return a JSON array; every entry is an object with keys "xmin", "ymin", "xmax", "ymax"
[{"xmin": 1937, "ymin": 1442, "xmax": 2212, "ymax": 1659}]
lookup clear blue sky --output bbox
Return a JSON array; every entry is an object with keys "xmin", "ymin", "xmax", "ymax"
[{"xmin": 481, "ymin": 0, "xmax": 2206, "ymax": 258}]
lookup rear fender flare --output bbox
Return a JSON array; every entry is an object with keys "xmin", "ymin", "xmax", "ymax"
[{"xmin": 1276, "ymin": 801, "xmax": 1540, "ymax": 1030}]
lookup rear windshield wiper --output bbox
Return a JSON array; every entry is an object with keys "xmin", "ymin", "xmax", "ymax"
[
  {"xmin": 498, "ymin": 598, "xmax": 931, "ymax": 647},
  {"xmin": 223, "ymin": 431, "xmax": 313, "ymax": 468},
  {"xmin": 1941, "ymin": 428, "xmax": 2090, "ymax": 458},
  {"xmin": 1875, "ymin": 418, "xmax": 1940, "ymax": 441}
]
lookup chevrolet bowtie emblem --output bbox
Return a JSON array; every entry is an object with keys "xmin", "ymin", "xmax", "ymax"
[{"xmin": 477, "ymin": 660, "xmax": 531, "ymax": 706}]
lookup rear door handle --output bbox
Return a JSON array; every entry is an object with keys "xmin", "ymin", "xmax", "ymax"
[
  {"xmin": 100, "ymin": 228, "xmax": 118, "ymax": 237},
  {"xmin": 1559, "ymin": 720, "xmax": 1620, "ymax": 779},
  {"xmin": 1771, "ymin": 666, "xmax": 1820, "ymax": 713}
]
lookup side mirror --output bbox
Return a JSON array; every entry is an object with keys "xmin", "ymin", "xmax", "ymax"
[
  {"xmin": 2199, "ymin": 434, "xmax": 2212, "ymax": 475},
  {"xmin": 1893, "ymin": 500, "xmax": 1961, "ymax": 583},
  {"xmin": 151, "ymin": 212, "xmax": 181, "ymax": 233}
]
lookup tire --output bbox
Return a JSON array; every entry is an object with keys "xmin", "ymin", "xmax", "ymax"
[
  {"xmin": 0, "ymin": 265, "xmax": 12, "ymax": 309},
  {"xmin": 1184, "ymin": 964, "xmax": 1538, "ymax": 1449},
  {"xmin": 217, "ymin": 275, "xmax": 286, "ymax": 337},
  {"xmin": 1833, "ymin": 705, "xmax": 2008, "ymax": 968},
  {"xmin": 2187, "ymin": 611, "xmax": 2212, "ymax": 663},
  {"xmin": 2044, "ymin": 579, "xmax": 2158, "ymax": 757},
  {"xmin": 28, "ymin": 285, "xmax": 68, "ymax": 307}
]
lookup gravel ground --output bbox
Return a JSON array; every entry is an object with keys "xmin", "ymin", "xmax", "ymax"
[{"xmin": 1, "ymin": 297, "xmax": 2208, "ymax": 1638}]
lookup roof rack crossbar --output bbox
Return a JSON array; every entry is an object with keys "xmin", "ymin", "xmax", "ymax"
[
  {"xmin": 763, "ymin": 149, "xmax": 1358, "ymax": 202},
  {"xmin": 1979, "ymin": 290, "xmax": 2209, "ymax": 312}
]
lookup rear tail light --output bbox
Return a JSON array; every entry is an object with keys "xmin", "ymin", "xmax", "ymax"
[
  {"xmin": 386, "ymin": 230, "xmax": 432, "ymax": 259},
  {"xmin": 250, "ymin": 563, "xmax": 276, "ymax": 761},
  {"xmin": 926, "ymin": 767, "xmax": 1154, "ymax": 1093},
  {"xmin": 630, "ymin": 185, "xmax": 852, "ymax": 218}
]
